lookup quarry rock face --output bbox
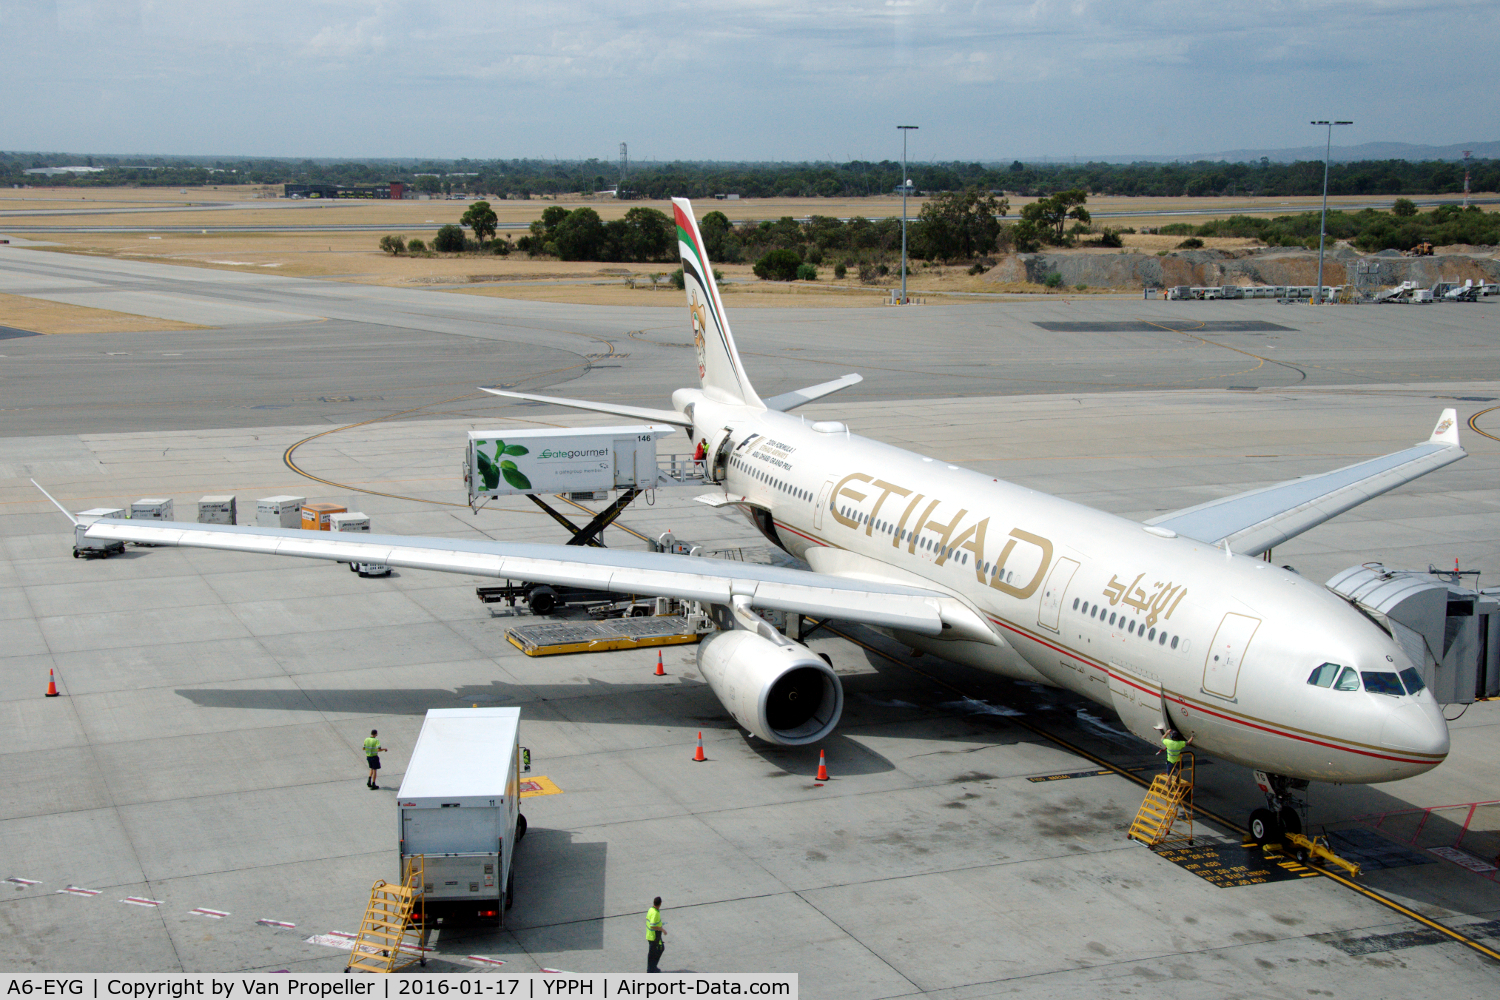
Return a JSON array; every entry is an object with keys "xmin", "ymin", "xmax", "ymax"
[{"xmin": 985, "ymin": 247, "xmax": 1500, "ymax": 289}]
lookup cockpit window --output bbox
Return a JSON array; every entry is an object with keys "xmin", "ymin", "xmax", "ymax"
[
  {"xmin": 1399, "ymin": 667, "xmax": 1426, "ymax": 695},
  {"xmin": 1361, "ymin": 671, "xmax": 1404, "ymax": 696},
  {"xmin": 1334, "ymin": 667, "xmax": 1362, "ymax": 691},
  {"xmin": 1307, "ymin": 663, "xmax": 1341, "ymax": 688}
]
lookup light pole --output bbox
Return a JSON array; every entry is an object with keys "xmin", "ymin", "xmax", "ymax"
[
  {"xmin": 1311, "ymin": 119, "xmax": 1352, "ymax": 304},
  {"xmin": 898, "ymin": 125, "xmax": 918, "ymax": 304}
]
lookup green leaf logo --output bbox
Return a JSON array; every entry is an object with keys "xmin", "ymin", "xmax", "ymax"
[
  {"xmin": 503, "ymin": 444, "xmax": 529, "ymax": 456},
  {"xmin": 502, "ymin": 466, "xmax": 532, "ymax": 490}
]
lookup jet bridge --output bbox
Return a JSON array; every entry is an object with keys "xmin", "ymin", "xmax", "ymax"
[{"xmin": 1326, "ymin": 563, "xmax": 1500, "ymax": 704}]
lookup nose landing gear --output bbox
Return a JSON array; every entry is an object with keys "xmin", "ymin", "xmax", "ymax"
[{"xmin": 1249, "ymin": 770, "xmax": 1308, "ymax": 848}]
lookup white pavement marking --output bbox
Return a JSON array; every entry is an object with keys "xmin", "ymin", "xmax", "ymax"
[
  {"xmin": 256, "ymin": 919, "xmax": 296, "ymax": 929},
  {"xmin": 58, "ymin": 886, "xmax": 101, "ymax": 897},
  {"xmin": 6, "ymin": 878, "xmax": 41, "ymax": 887},
  {"xmin": 120, "ymin": 897, "xmax": 164, "ymax": 907},
  {"xmin": 1430, "ymin": 846, "xmax": 1499, "ymax": 873},
  {"xmin": 190, "ymin": 908, "xmax": 230, "ymax": 919},
  {"xmin": 307, "ymin": 931, "xmax": 505, "ymax": 969}
]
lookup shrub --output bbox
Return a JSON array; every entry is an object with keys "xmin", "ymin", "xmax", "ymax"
[
  {"xmin": 967, "ymin": 262, "xmax": 986, "ymax": 275},
  {"xmin": 1176, "ymin": 237, "xmax": 1204, "ymax": 249},
  {"xmin": 858, "ymin": 262, "xmax": 878, "ymax": 283},
  {"xmin": 753, "ymin": 248, "xmax": 802, "ymax": 281},
  {"xmin": 1392, "ymin": 198, "xmax": 1418, "ymax": 218},
  {"xmin": 1043, "ymin": 272, "xmax": 1064, "ymax": 289},
  {"xmin": 670, "ymin": 268, "xmax": 685, "ymax": 290},
  {"xmin": 433, "ymin": 224, "xmax": 465, "ymax": 253},
  {"xmin": 834, "ymin": 262, "xmax": 847, "ymax": 279},
  {"xmin": 795, "ymin": 262, "xmax": 818, "ymax": 281},
  {"xmin": 876, "ymin": 263, "xmax": 889, "ymax": 277},
  {"xmin": 1075, "ymin": 283, "xmax": 1088, "ymax": 292},
  {"xmin": 378, "ymin": 234, "xmax": 405, "ymax": 255},
  {"xmin": 407, "ymin": 238, "xmax": 427, "ymax": 252},
  {"xmin": 491, "ymin": 239, "xmax": 511, "ymax": 255},
  {"xmin": 1097, "ymin": 228, "xmax": 1123, "ymax": 248}
]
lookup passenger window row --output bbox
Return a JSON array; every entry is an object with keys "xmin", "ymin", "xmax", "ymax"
[
  {"xmin": 1072, "ymin": 597, "xmax": 1182, "ymax": 650},
  {"xmin": 1306, "ymin": 661, "xmax": 1425, "ymax": 696},
  {"xmin": 731, "ymin": 457, "xmax": 811, "ymax": 502},
  {"xmin": 835, "ymin": 506, "xmax": 975, "ymax": 568}
]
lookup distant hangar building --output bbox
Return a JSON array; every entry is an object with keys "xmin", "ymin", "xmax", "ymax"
[{"xmin": 284, "ymin": 181, "xmax": 406, "ymax": 200}]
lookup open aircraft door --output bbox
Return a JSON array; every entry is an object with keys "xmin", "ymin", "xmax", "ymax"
[
  {"xmin": 1202, "ymin": 612, "xmax": 1260, "ymax": 699},
  {"xmin": 1037, "ymin": 557, "xmax": 1080, "ymax": 633}
]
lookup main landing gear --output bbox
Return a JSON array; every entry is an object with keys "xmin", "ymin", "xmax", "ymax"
[{"xmin": 1248, "ymin": 770, "xmax": 1308, "ymax": 848}]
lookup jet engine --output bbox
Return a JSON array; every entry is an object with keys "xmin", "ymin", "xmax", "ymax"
[{"xmin": 696, "ymin": 627, "xmax": 844, "ymax": 745}]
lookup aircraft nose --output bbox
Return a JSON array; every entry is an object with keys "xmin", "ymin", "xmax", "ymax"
[{"xmin": 1379, "ymin": 699, "xmax": 1450, "ymax": 760}]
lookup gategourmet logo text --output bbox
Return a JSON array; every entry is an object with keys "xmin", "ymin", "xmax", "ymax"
[{"xmin": 539, "ymin": 447, "xmax": 609, "ymax": 460}]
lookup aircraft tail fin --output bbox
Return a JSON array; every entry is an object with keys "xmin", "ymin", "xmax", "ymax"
[{"xmin": 672, "ymin": 198, "xmax": 763, "ymax": 408}]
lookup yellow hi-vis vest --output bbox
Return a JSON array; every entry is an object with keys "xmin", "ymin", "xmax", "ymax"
[
  {"xmin": 646, "ymin": 906, "xmax": 662, "ymax": 942},
  {"xmin": 363, "ymin": 737, "xmax": 380, "ymax": 756},
  {"xmin": 1162, "ymin": 737, "xmax": 1187, "ymax": 764}
]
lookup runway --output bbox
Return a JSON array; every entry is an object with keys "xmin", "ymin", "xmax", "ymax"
[{"xmin": 1, "ymin": 245, "xmax": 1499, "ymax": 989}]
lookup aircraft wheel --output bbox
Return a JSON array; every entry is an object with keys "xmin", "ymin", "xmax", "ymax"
[
  {"xmin": 1249, "ymin": 808, "xmax": 1280, "ymax": 847},
  {"xmin": 1279, "ymin": 807, "xmax": 1302, "ymax": 838}
]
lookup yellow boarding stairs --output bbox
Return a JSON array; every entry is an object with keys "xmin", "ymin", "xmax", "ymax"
[
  {"xmin": 1127, "ymin": 753, "xmax": 1195, "ymax": 847},
  {"xmin": 345, "ymin": 856, "xmax": 430, "ymax": 974}
]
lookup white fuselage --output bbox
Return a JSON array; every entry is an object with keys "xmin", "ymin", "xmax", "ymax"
[{"xmin": 683, "ymin": 392, "xmax": 1450, "ymax": 784}]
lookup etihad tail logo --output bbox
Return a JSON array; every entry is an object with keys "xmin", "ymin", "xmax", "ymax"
[{"xmin": 689, "ymin": 290, "xmax": 708, "ymax": 380}]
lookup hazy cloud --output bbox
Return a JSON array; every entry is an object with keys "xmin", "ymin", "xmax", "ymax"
[{"xmin": 1, "ymin": 0, "xmax": 1494, "ymax": 160}]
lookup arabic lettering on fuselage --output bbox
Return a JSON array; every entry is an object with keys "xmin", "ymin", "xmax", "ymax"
[
  {"xmin": 827, "ymin": 471, "xmax": 1054, "ymax": 599},
  {"xmin": 1103, "ymin": 573, "xmax": 1187, "ymax": 627}
]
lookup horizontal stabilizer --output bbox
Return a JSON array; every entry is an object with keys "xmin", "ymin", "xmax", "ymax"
[
  {"xmin": 480, "ymin": 387, "xmax": 693, "ymax": 427},
  {"xmin": 762, "ymin": 373, "xmax": 864, "ymax": 412}
]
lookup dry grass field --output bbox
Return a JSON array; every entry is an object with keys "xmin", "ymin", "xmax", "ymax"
[
  {"xmin": 7, "ymin": 185, "xmax": 1485, "ymax": 309},
  {"xmin": 0, "ymin": 291, "xmax": 206, "ymax": 334}
]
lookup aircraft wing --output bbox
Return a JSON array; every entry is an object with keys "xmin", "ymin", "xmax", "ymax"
[
  {"xmin": 1144, "ymin": 409, "xmax": 1466, "ymax": 556},
  {"xmin": 82, "ymin": 519, "xmax": 947, "ymax": 634}
]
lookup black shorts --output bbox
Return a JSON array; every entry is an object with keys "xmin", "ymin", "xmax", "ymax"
[{"xmin": 366, "ymin": 756, "xmax": 381, "ymax": 770}]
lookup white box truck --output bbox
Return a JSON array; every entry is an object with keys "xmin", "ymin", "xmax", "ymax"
[
  {"xmin": 73, "ymin": 508, "xmax": 126, "ymax": 559},
  {"xmin": 397, "ymin": 708, "xmax": 526, "ymax": 925},
  {"xmin": 332, "ymin": 512, "xmax": 390, "ymax": 577},
  {"xmin": 465, "ymin": 424, "xmax": 676, "ymax": 499}
]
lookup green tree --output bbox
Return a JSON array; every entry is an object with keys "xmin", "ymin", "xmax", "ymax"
[
  {"xmin": 378, "ymin": 234, "xmax": 406, "ymax": 255},
  {"xmin": 1020, "ymin": 189, "xmax": 1090, "ymax": 245},
  {"xmin": 554, "ymin": 207, "xmax": 605, "ymax": 260},
  {"xmin": 407, "ymin": 237, "xmax": 427, "ymax": 252},
  {"xmin": 461, "ymin": 201, "xmax": 498, "ymax": 242},
  {"xmin": 796, "ymin": 262, "xmax": 818, "ymax": 281},
  {"xmin": 915, "ymin": 187, "xmax": 1009, "ymax": 260},
  {"xmin": 753, "ymin": 248, "xmax": 802, "ymax": 281},
  {"xmin": 620, "ymin": 206, "xmax": 673, "ymax": 261},
  {"xmin": 433, "ymin": 224, "xmax": 465, "ymax": 252},
  {"xmin": 1010, "ymin": 218, "xmax": 1043, "ymax": 253},
  {"xmin": 1392, "ymin": 197, "xmax": 1418, "ymax": 218}
]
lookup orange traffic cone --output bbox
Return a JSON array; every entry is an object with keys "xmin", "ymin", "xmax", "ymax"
[
  {"xmin": 655, "ymin": 652, "xmax": 665, "ymax": 676},
  {"xmin": 45, "ymin": 669, "xmax": 59, "ymax": 698},
  {"xmin": 815, "ymin": 750, "xmax": 829, "ymax": 781},
  {"xmin": 692, "ymin": 731, "xmax": 706, "ymax": 762}
]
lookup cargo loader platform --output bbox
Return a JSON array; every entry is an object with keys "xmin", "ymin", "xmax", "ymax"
[{"xmin": 505, "ymin": 615, "xmax": 710, "ymax": 656}]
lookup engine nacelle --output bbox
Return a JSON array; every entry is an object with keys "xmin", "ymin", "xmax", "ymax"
[{"xmin": 696, "ymin": 628, "xmax": 844, "ymax": 745}]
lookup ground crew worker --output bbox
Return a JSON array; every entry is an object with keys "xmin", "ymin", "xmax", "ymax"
[
  {"xmin": 1161, "ymin": 728, "xmax": 1193, "ymax": 773},
  {"xmin": 645, "ymin": 896, "xmax": 665, "ymax": 973},
  {"xmin": 364, "ymin": 729, "xmax": 386, "ymax": 789}
]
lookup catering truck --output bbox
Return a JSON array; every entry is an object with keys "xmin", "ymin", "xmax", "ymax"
[{"xmin": 396, "ymin": 708, "xmax": 526, "ymax": 924}]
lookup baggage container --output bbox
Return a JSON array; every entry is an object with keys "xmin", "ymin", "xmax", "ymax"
[
  {"xmin": 197, "ymin": 495, "xmax": 236, "ymax": 525},
  {"xmin": 257, "ymin": 495, "xmax": 305, "ymax": 528},
  {"xmin": 73, "ymin": 507, "xmax": 126, "ymax": 559},
  {"xmin": 130, "ymin": 498, "xmax": 173, "ymax": 521},
  {"xmin": 397, "ymin": 708, "xmax": 525, "ymax": 925},
  {"xmin": 300, "ymin": 502, "xmax": 346, "ymax": 531},
  {"xmin": 465, "ymin": 424, "xmax": 676, "ymax": 499}
]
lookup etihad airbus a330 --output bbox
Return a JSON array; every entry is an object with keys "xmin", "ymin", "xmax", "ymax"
[{"xmin": 72, "ymin": 199, "xmax": 1464, "ymax": 843}]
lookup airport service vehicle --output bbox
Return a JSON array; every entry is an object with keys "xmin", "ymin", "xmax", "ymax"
[
  {"xmin": 84, "ymin": 199, "xmax": 1465, "ymax": 844},
  {"xmin": 397, "ymin": 708, "xmax": 525, "ymax": 925}
]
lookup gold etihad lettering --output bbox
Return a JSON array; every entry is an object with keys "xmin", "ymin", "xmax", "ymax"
[
  {"xmin": 830, "ymin": 472, "xmax": 874, "ymax": 528},
  {"xmin": 1103, "ymin": 573, "xmax": 1188, "ymax": 627},
  {"xmin": 823, "ymin": 470, "xmax": 1053, "ymax": 596}
]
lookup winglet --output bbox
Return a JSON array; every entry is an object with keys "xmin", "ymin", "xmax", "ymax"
[
  {"xmin": 31, "ymin": 479, "xmax": 79, "ymax": 525},
  {"xmin": 1429, "ymin": 408, "xmax": 1461, "ymax": 447}
]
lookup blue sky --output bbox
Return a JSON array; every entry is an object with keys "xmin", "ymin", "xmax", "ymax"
[{"xmin": 3, "ymin": 0, "xmax": 1496, "ymax": 162}]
